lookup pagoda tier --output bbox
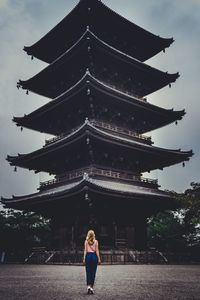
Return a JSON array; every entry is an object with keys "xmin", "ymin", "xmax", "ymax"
[
  {"xmin": 1, "ymin": 174, "xmax": 176, "ymax": 217},
  {"xmin": 14, "ymin": 73, "xmax": 185, "ymax": 135},
  {"xmin": 7, "ymin": 120, "xmax": 193, "ymax": 174},
  {"xmin": 18, "ymin": 30, "xmax": 179, "ymax": 99},
  {"xmin": 23, "ymin": 0, "xmax": 173, "ymax": 63},
  {"xmin": 2, "ymin": 172, "xmax": 178, "ymax": 249}
]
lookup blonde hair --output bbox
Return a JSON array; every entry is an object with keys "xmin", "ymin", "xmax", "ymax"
[{"xmin": 86, "ymin": 230, "xmax": 95, "ymax": 245}]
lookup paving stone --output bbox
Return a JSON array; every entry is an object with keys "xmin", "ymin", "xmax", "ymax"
[{"xmin": 0, "ymin": 264, "xmax": 199, "ymax": 300}]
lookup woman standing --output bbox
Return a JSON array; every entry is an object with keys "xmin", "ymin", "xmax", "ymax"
[{"xmin": 83, "ymin": 230, "xmax": 101, "ymax": 294}]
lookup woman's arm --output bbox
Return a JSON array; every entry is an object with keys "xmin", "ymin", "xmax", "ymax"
[
  {"xmin": 83, "ymin": 240, "xmax": 87, "ymax": 264},
  {"xmin": 96, "ymin": 240, "xmax": 101, "ymax": 264}
]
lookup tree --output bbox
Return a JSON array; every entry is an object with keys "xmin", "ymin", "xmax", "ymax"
[
  {"xmin": 147, "ymin": 211, "xmax": 186, "ymax": 251},
  {"xmin": 178, "ymin": 182, "xmax": 200, "ymax": 247},
  {"xmin": 147, "ymin": 182, "xmax": 200, "ymax": 251},
  {"xmin": 0, "ymin": 209, "xmax": 51, "ymax": 252}
]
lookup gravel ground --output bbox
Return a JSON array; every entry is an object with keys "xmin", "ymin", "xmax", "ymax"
[{"xmin": 0, "ymin": 264, "xmax": 199, "ymax": 300}]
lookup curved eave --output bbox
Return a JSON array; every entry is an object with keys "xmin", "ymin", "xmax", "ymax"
[
  {"xmin": 19, "ymin": 30, "xmax": 179, "ymax": 99},
  {"xmin": 14, "ymin": 73, "xmax": 185, "ymax": 135},
  {"xmin": 7, "ymin": 121, "xmax": 193, "ymax": 172},
  {"xmin": 23, "ymin": 0, "xmax": 174, "ymax": 63},
  {"xmin": 1, "ymin": 177, "xmax": 173, "ymax": 211}
]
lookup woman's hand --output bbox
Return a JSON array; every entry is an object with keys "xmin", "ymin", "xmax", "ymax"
[{"xmin": 83, "ymin": 258, "xmax": 85, "ymax": 265}]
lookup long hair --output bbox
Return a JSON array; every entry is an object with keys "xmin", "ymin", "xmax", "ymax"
[{"xmin": 86, "ymin": 230, "xmax": 95, "ymax": 245}]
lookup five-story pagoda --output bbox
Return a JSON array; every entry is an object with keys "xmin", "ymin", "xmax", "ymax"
[{"xmin": 2, "ymin": 0, "xmax": 193, "ymax": 250}]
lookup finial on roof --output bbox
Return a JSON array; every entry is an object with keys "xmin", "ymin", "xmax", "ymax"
[
  {"xmin": 86, "ymin": 68, "xmax": 90, "ymax": 74},
  {"xmin": 83, "ymin": 172, "xmax": 89, "ymax": 180}
]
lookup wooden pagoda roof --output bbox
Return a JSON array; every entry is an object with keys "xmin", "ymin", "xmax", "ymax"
[
  {"xmin": 14, "ymin": 73, "xmax": 185, "ymax": 135},
  {"xmin": 7, "ymin": 120, "xmax": 193, "ymax": 174},
  {"xmin": 19, "ymin": 30, "xmax": 179, "ymax": 99},
  {"xmin": 1, "ymin": 175, "xmax": 175, "ymax": 214},
  {"xmin": 23, "ymin": 0, "xmax": 174, "ymax": 63}
]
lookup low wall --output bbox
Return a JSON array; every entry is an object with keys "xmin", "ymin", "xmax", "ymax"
[{"xmin": 1, "ymin": 249, "xmax": 199, "ymax": 265}]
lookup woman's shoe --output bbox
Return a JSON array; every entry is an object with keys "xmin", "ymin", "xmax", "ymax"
[{"xmin": 90, "ymin": 288, "xmax": 94, "ymax": 294}]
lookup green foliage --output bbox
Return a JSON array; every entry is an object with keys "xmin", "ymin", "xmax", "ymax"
[
  {"xmin": 181, "ymin": 182, "xmax": 200, "ymax": 246},
  {"xmin": 148, "ymin": 182, "xmax": 200, "ymax": 251},
  {"xmin": 0, "ymin": 209, "xmax": 51, "ymax": 251},
  {"xmin": 147, "ymin": 211, "xmax": 186, "ymax": 251},
  {"xmin": 182, "ymin": 182, "xmax": 199, "ymax": 216}
]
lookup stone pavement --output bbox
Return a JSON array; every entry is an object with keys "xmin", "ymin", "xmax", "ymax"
[{"xmin": 0, "ymin": 264, "xmax": 199, "ymax": 300}]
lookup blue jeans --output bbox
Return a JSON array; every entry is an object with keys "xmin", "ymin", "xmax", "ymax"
[{"xmin": 85, "ymin": 252, "xmax": 98, "ymax": 286}]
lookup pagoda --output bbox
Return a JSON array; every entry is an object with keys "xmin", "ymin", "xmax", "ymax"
[{"xmin": 1, "ymin": 0, "xmax": 193, "ymax": 250}]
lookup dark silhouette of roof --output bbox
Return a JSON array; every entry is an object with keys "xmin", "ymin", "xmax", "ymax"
[{"xmin": 24, "ymin": 0, "xmax": 174, "ymax": 63}]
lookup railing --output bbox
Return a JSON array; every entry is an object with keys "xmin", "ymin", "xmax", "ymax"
[
  {"xmin": 5, "ymin": 249, "xmax": 198, "ymax": 264},
  {"xmin": 44, "ymin": 120, "xmax": 152, "ymax": 147},
  {"xmin": 39, "ymin": 166, "xmax": 158, "ymax": 190},
  {"xmin": 90, "ymin": 120, "xmax": 152, "ymax": 143},
  {"xmin": 24, "ymin": 249, "xmax": 169, "ymax": 265}
]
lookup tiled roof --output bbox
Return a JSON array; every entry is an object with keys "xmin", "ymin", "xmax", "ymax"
[
  {"xmin": 89, "ymin": 177, "xmax": 169, "ymax": 197},
  {"xmin": 1, "ymin": 175, "xmax": 170, "ymax": 206},
  {"xmin": 24, "ymin": 0, "xmax": 173, "ymax": 63},
  {"xmin": 19, "ymin": 29, "xmax": 178, "ymax": 99},
  {"xmin": 14, "ymin": 72, "xmax": 184, "ymax": 136}
]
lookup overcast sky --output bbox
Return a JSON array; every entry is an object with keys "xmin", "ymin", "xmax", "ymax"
[{"xmin": 0, "ymin": 0, "xmax": 200, "ymax": 203}]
